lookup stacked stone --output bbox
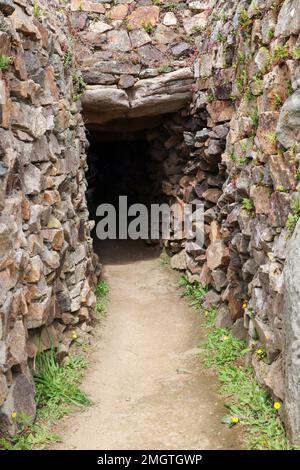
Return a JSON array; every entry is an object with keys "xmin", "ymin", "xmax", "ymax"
[
  {"xmin": 0, "ymin": 1, "xmax": 98, "ymax": 435},
  {"xmin": 161, "ymin": 0, "xmax": 300, "ymax": 420},
  {"xmin": 70, "ymin": 0, "xmax": 196, "ymax": 86}
]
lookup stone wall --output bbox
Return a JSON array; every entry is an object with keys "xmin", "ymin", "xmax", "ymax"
[
  {"xmin": 1, "ymin": 0, "xmax": 300, "ymax": 444},
  {"xmin": 0, "ymin": 0, "xmax": 98, "ymax": 435},
  {"xmin": 159, "ymin": 0, "xmax": 300, "ymax": 442}
]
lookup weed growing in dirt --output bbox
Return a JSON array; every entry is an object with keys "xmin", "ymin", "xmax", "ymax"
[
  {"xmin": 178, "ymin": 277, "xmax": 294, "ymax": 449},
  {"xmin": 95, "ymin": 280, "xmax": 110, "ymax": 319},
  {"xmin": 202, "ymin": 321, "xmax": 292, "ymax": 449},
  {"xmin": 0, "ymin": 351, "xmax": 91, "ymax": 450},
  {"xmin": 179, "ymin": 276, "xmax": 208, "ymax": 309}
]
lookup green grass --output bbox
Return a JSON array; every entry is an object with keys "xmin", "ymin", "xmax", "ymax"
[
  {"xmin": 242, "ymin": 198, "xmax": 254, "ymax": 211},
  {"xmin": 178, "ymin": 277, "xmax": 293, "ymax": 449},
  {"xmin": 179, "ymin": 276, "xmax": 208, "ymax": 309},
  {"xmin": 34, "ymin": 351, "xmax": 91, "ymax": 412},
  {"xmin": 0, "ymin": 54, "xmax": 12, "ymax": 70},
  {"xmin": 0, "ymin": 351, "xmax": 91, "ymax": 450},
  {"xmin": 95, "ymin": 280, "xmax": 110, "ymax": 319},
  {"xmin": 286, "ymin": 199, "xmax": 300, "ymax": 233},
  {"xmin": 201, "ymin": 327, "xmax": 291, "ymax": 449}
]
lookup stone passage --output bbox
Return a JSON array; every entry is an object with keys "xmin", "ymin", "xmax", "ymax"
[
  {"xmin": 0, "ymin": 1, "xmax": 99, "ymax": 435},
  {"xmin": 1, "ymin": 0, "xmax": 300, "ymax": 446}
]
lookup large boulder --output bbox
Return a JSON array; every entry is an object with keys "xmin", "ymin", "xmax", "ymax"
[
  {"xmin": 277, "ymin": 90, "xmax": 300, "ymax": 149},
  {"xmin": 283, "ymin": 220, "xmax": 300, "ymax": 444}
]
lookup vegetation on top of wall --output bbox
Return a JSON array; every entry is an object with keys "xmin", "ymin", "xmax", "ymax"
[{"xmin": 179, "ymin": 277, "xmax": 294, "ymax": 450}]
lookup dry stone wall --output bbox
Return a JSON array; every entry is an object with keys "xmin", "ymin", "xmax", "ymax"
[
  {"xmin": 159, "ymin": 0, "xmax": 300, "ymax": 442},
  {"xmin": 1, "ymin": 0, "xmax": 300, "ymax": 444},
  {"xmin": 0, "ymin": 0, "xmax": 98, "ymax": 435}
]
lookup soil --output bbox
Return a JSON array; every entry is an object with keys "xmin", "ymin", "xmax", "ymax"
[{"xmin": 53, "ymin": 240, "xmax": 242, "ymax": 450}]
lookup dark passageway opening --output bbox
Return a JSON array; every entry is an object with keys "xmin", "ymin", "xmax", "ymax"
[{"xmin": 85, "ymin": 126, "xmax": 169, "ymax": 258}]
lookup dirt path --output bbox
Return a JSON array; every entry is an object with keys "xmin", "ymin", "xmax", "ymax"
[{"xmin": 54, "ymin": 241, "xmax": 241, "ymax": 450}]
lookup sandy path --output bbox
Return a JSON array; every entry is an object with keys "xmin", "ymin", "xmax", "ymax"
[{"xmin": 53, "ymin": 241, "xmax": 241, "ymax": 450}]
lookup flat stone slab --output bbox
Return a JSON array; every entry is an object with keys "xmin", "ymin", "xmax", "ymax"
[{"xmin": 82, "ymin": 68, "xmax": 194, "ymax": 124}]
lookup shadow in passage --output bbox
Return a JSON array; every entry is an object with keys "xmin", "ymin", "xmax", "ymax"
[{"xmin": 94, "ymin": 239, "xmax": 161, "ymax": 266}]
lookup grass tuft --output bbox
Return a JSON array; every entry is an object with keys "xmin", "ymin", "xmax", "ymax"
[
  {"xmin": 179, "ymin": 276, "xmax": 208, "ymax": 308},
  {"xmin": 202, "ymin": 326, "xmax": 292, "ymax": 449},
  {"xmin": 95, "ymin": 280, "xmax": 110, "ymax": 319},
  {"xmin": 179, "ymin": 277, "xmax": 293, "ymax": 449},
  {"xmin": 0, "ymin": 350, "xmax": 91, "ymax": 450}
]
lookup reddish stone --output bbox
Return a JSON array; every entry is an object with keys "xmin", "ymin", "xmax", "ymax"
[
  {"xmin": 0, "ymin": 79, "xmax": 11, "ymax": 129},
  {"xmin": 207, "ymin": 100, "xmax": 234, "ymax": 123},
  {"xmin": 127, "ymin": 6, "xmax": 160, "ymax": 30},
  {"xmin": 207, "ymin": 240, "xmax": 230, "ymax": 270},
  {"xmin": 44, "ymin": 65, "xmax": 59, "ymax": 101},
  {"xmin": 250, "ymin": 185, "xmax": 271, "ymax": 215},
  {"xmin": 70, "ymin": 0, "xmax": 105, "ymax": 14},
  {"xmin": 110, "ymin": 4, "xmax": 129, "ymax": 20},
  {"xmin": 256, "ymin": 111, "xmax": 279, "ymax": 155},
  {"xmin": 269, "ymin": 153, "xmax": 296, "ymax": 190}
]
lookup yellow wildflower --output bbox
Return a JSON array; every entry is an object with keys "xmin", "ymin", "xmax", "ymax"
[
  {"xmin": 274, "ymin": 402, "xmax": 281, "ymax": 410},
  {"xmin": 71, "ymin": 331, "xmax": 78, "ymax": 340},
  {"xmin": 11, "ymin": 411, "xmax": 17, "ymax": 419},
  {"xmin": 231, "ymin": 416, "xmax": 239, "ymax": 424},
  {"xmin": 222, "ymin": 335, "xmax": 230, "ymax": 342},
  {"xmin": 242, "ymin": 302, "xmax": 247, "ymax": 309}
]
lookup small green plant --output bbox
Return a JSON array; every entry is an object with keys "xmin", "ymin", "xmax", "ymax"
[
  {"xmin": 276, "ymin": 185, "xmax": 288, "ymax": 193},
  {"xmin": 192, "ymin": 25, "xmax": 204, "ymax": 34},
  {"xmin": 268, "ymin": 30, "xmax": 275, "ymax": 41},
  {"xmin": 142, "ymin": 21, "xmax": 154, "ymax": 34},
  {"xmin": 238, "ymin": 52, "xmax": 249, "ymax": 64},
  {"xmin": 33, "ymin": 0, "xmax": 44, "ymax": 18},
  {"xmin": 242, "ymin": 198, "xmax": 254, "ymax": 211},
  {"xmin": 203, "ymin": 307, "xmax": 217, "ymax": 328},
  {"xmin": 250, "ymin": 108, "xmax": 259, "ymax": 127},
  {"xmin": 239, "ymin": 9, "xmax": 252, "ymax": 30},
  {"xmin": 152, "ymin": 0, "xmax": 162, "ymax": 4},
  {"xmin": 216, "ymin": 31, "xmax": 225, "ymax": 42},
  {"xmin": 0, "ymin": 350, "xmax": 91, "ymax": 450},
  {"xmin": 286, "ymin": 199, "xmax": 300, "ymax": 233},
  {"xmin": 293, "ymin": 47, "xmax": 300, "ymax": 61},
  {"xmin": 238, "ymin": 156, "xmax": 249, "ymax": 167},
  {"xmin": 0, "ymin": 54, "xmax": 12, "ymax": 70},
  {"xmin": 95, "ymin": 280, "xmax": 110, "ymax": 318},
  {"xmin": 201, "ymin": 327, "xmax": 290, "ymax": 449},
  {"xmin": 179, "ymin": 276, "xmax": 208, "ymax": 309},
  {"xmin": 34, "ymin": 350, "xmax": 91, "ymax": 411},
  {"xmin": 256, "ymin": 347, "xmax": 267, "ymax": 360},
  {"xmin": 267, "ymin": 131, "xmax": 278, "ymax": 145},
  {"xmin": 63, "ymin": 50, "xmax": 73, "ymax": 69},
  {"xmin": 236, "ymin": 69, "xmax": 248, "ymax": 93},
  {"xmin": 244, "ymin": 87, "xmax": 254, "ymax": 102},
  {"xmin": 286, "ymin": 79, "xmax": 293, "ymax": 96},
  {"xmin": 273, "ymin": 93, "xmax": 283, "ymax": 109},
  {"xmin": 252, "ymin": 75, "xmax": 264, "ymax": 95},
  {"xmin": 158, "ymin": 65, "xmax": 172, "ymax": 74},
  {"xmin": 164, "ymin": 2, "xmax": 177, "ymax": 11},
  {"xmin": 272, "ymin": 44, "xmax": 290, "ymax": 62},
  {"xmin": 73, "ymin": 73, "xmax": 86, "ymax": 101}
]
